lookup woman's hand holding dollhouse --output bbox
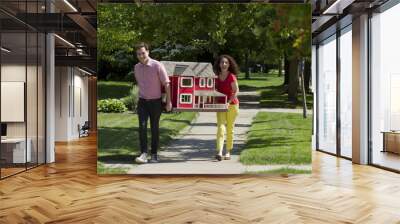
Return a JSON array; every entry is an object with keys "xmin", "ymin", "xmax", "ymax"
[
  {"xmin": 227, "ymin": 99, "xmax": 232, "ymax": 108},
  {"xmin": 226, "ymin": 83, "xmax": 239, "ymax": 108}
]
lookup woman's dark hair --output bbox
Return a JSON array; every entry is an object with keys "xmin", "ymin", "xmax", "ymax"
[{"xmin": 213, "ymin": 54, "xmax": 240, "ymax": 76}]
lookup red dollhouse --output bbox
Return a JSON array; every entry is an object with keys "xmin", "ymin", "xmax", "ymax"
[{"xmin": 161, "ymin": 61, "xmax": 228, "ymax": 112}]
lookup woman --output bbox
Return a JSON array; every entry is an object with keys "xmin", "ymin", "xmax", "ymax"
[{"xmin": 214, "ymin": 55, "xmax": 240, "ymax": 161}]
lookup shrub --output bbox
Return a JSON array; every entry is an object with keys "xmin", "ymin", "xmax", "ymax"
[
  {"xmin": 121, "ymin": 85, "xmax": 139, "ymax": 112},
  {"xmin": 106, "ymin": 72, "xmax": 119, "ymax": 81},
  {"xmin": 97, "ymin": 99, "xmax": 127, "ymax": 113},
  {"xmin": 123, "ymin": 70, "xmax": 135, "ymax": 82}
]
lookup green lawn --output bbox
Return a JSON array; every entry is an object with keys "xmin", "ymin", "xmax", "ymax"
[
  {"xmin": 239, "ymin": 112, "xmax": 312, "ymax": 165},
  {"xmin": 237, "ymin": 71, "xmax": 313, "ymax": 109},
  {"xmin": 97, "ymin": 80, "xmax": 196, "ymax": 174},
  {"xmin": 97, "ymin": 161, "xmax": 130, "ymax": 174},
  {"xmin": 97, "ymin": 111, "xmax": 197, "ymax": 164},
  {"xmin": 97, "ymin": 81, "xmax": 133, "ymax": 100},
  {"xmin": 237, "ymin": 72, "xmax": 274, "ymax": 91}
]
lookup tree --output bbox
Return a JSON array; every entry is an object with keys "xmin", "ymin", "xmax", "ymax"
[
  {"xmin": 98, "ymin": 3, "xmax": 310, "ymax": 85},
  {"xmin": 272, "ymin": 5, "xmax": 311, "ymax": 103},
  {"xmin": 299, "ymin": 59, "xmax": 308, "ymax": 118}
]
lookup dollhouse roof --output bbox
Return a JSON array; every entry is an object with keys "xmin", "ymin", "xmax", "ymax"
[
  {"xmin": 194, "ymin": 90, "xmax": 226, "ymax": 97},
  {"xmin": 161, "ymin": 61, "xmax": 216, "ymax": 77}
]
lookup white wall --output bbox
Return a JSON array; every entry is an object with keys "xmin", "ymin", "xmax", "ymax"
[
  {"xmin": 55, "ymin": 66, "xmax": 70, "ymax": 141},
  {"xmin": 1, "ymin": 64, "xmax": 26, "ymax": 139},
  {"xmin": 2, "ymin": 61, "xmax": 46, "ymax": 164},
  {"xmin": 73, "ymin": 71, "xmax": 89, "ymax": 137},
  {"xmin": 55, "ymin": 66, "xmax": 89, "ymax": 141},
  {"xmin": 1, "ymin": 82, "xmax": 25, "ymax": 122}
]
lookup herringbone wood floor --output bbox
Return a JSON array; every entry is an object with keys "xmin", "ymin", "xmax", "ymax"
[{"xmin": 1, "ymin": 134, "xmax": 400, "ymax": 224}]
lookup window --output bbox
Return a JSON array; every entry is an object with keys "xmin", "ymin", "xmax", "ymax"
[
  {"xmin": 339, "ymin": 25, "xmax": 352, "ymax": 158},
  {"xmin": 317, "ymin": 34, "xmax": 337, "ymax": 155},
  {"xmin": 315, "ymin": 25, "xmax": 352, "ymax": 158},
  {"xmin": 370, "ymin": 3, "xmax": 400, "ymax": 171},
  {"xmin": 180, "ymin": 94, "xmax": 192, "ymax": 104},
  {"xmin": 0, "ymin": 5, "xmax": 47, "ymax": 179},
  {"xmin": 199, "ymin": 78, "xmax": 206, "ymax": 87},
  {"xmin": 207, "ymin": 78, "xmax": 213, "ymax": 88},
  {"xmin": 180, "ymin": 77, "xmax": 193, "ymax": 87}
]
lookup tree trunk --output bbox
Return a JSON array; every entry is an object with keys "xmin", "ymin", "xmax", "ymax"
[
  {"xmin": 304, "ymin": 60, "xmax": 311, "ymax": 93},
  {"xmin": 288, "ymin": 58, "xmax": 299, "ymax": 103},
  {"xmin": 300, "ymin": 59, "xmax": 307, "ymax": 118},
  {"xmin": 245, "ymin": 51, "xmax": 250, "ymax": 79},
  {"xmin": 284, "ymin": 54, "xmax": 290, "ymax": 85},
  {"xmin": 278, "ymin": 56, "xmax": 283, "ymax": 77}
]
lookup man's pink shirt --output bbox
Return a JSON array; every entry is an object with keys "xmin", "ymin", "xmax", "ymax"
[{"xmin": 134, "ymin": 58, "xmax": 170, "ymax": 99}]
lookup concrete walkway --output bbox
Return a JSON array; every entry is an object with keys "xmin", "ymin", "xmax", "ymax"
[
  {"xmin": 128, "ymin": 110, "xmax": 255, "ymax": 174},
  {"xmin": 126, "ymin": 91, "xmax": 311, "ymax": 174}
]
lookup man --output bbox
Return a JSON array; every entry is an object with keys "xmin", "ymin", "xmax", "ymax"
[{"xmin": 134, "ymin": 42, "xmax": 172, "ymax": 164}]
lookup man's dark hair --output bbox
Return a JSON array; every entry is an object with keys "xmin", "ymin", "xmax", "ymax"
[{"xmin": 135, "ymin": 42, "xmax": 150, "ymax": 51}]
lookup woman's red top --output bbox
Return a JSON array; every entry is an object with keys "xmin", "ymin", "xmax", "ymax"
[{"xmin": 215, "ymin": 73, "xmax": 239, "ymax": 105}]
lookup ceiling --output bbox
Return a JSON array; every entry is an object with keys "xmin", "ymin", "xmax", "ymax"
[
  {"xmin": 0, "ymin": 0, "xmax": 97, "ymax": 73},
  {"xmin": 98, "ymin": 0, "xmax": 309, "ymax": 2},
  {"xmin": 311, "ymin": 0, "xmax": 390, "ymax": 40}
]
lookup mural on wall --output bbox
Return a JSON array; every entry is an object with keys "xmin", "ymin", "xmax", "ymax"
[{"xmin": 97, "ymin": 3, "xmax": 313, "ymax": 175}]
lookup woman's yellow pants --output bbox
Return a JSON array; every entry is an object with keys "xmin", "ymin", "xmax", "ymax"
[{"xmin": 216, "ymin": 104, "xmax": 239, "ymax": 153}]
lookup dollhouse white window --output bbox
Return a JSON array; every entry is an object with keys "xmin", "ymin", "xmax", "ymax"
[
  {"xmin": 207, "ymin": 78, "xmax": 213, "ymax": 88},
  {"xmin": 199, "ymin": 78, "xmax": 206, "ymax": 87},
  {"xmin": 180, "ymin": 94, "xmax": 192, "ymax": 104},
  {"xmin": 180, "ymin": 77, "xmax": 193, "ymax": 87}
]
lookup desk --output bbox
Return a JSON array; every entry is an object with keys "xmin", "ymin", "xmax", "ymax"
[
  {"xmin": 1, "ymin": 138, "xmax": 31, "ymax": 163},
  {"xmin": 382, "ymin": 131, "xmax": 400, "ymax": 154}
]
